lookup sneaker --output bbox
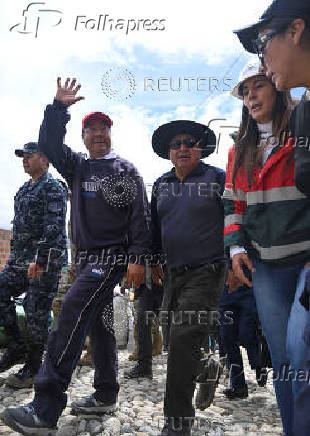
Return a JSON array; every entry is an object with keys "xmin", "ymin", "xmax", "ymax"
[
  {"xmin": 0, "ymin": 346, "xmax": 26, "ymax": 372},
  {"xmin": 223, "ymin": 385, "xmax": 248, "ymax": 400},
  {"xmin": 124, "ymin": 364, "xmax": 153, "ymax": 380},
  {"xmin": 0, "ymin": 404, "xmax": 57, "ymax": 436},
  {"xmin": 6, "ymin": 364, "xmax": 35, "ymax": 389},
  {"xmin": 195, "ymin": 354, "xmax": 222, "ymax": 410},
  {"xmin": 70, "ymin": 394, "xmax": 117, "ymax": 415}
]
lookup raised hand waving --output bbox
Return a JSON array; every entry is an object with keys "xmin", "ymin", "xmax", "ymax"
[{"xmin": 55, "ymin": 77, "xmax": 85, "ymax": 107}]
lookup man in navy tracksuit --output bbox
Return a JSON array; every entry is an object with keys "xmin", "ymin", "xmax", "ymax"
[{"xmin": 1, "ymin": 77, "xmax": 151, "ymax": 435}]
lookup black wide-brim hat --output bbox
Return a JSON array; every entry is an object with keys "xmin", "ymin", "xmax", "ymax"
[
  {"xmin": 234, "ymin": 0, "xmax": 310, "ymax": 54},
  {"xmin": 152, "ymin": 120, "xmax": 216, "ymax": 160}
]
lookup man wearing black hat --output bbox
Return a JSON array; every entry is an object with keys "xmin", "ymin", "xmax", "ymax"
[
  {"xmin": 151, "ymin": 120, "xmax": 227, "ymax": 435},
  {"xmin": 0, "ymin": 143, "xmax": 67, "ymax": 389},
  {"xmin": 1, "ymin": 77, "xmax": 151, "ymax": 436}
]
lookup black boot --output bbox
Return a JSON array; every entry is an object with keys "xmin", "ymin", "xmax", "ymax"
[
  {"xmin": 223, "ymin": 384, "xmax": 248, "ymax": 400},
  {"xmin": 256, "ymin": 366, "xmax": 268, "ymax": 387},
  {"xmin": 6, "ymin": 344, "xmax": 44, "ymax": 389},
  {"xmin": 195, "ymin": 354, "xmax": 222, "ymax": 410},
  {"xmin": 0, "ymin": 325, "xmax": 27, "ymax": 372},
  {"xmin": 124, "ymin": 362, "xmax": 153, "ymax": 380},
  {"xmin": 159, "ymin": 417, "xmax": 192, "ymax": 436}
]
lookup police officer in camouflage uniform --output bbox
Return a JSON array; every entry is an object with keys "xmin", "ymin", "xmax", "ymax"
[{"xmin": 0, "ymin": 142, "xmax": 67, "ymax": 389}]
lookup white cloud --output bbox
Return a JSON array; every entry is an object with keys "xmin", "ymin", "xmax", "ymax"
[{"xmin": 0, "ymin": 0, "xmax": 269, "ymax": 228}]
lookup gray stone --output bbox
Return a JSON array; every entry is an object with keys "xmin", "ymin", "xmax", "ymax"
[
  {"xmin": 56, "ymin": 425, "xmax": 77, "ymax": 436},
  {"xmin": 100, "ymin": 417, "xmax": 121, "ymax": 435},
  {"xmin": 78, "ymin": 420, "xmax": 87, "ymax": 433},
  {"xmin": 87, "ymin": 419, "xmax": 102, "ymax": 434}
]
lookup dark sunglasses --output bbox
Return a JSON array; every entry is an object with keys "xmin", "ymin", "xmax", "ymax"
[
  {"xmin": 169, "ymin": 139, "xmax": 198, "ymax": 150},
  {"xmin": 253, "ymin": 30, "xmax": 277, "ymax": 65}
]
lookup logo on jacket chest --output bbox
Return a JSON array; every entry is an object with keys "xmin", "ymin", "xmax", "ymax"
[{"xmin": 81, "ymin": 174, "xmax": 137, "ymax": 207}]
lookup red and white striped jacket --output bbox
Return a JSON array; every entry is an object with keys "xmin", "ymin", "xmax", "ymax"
[{"xmin": 223, "ymin": 138, "xmax": 310, "ymax": 265}]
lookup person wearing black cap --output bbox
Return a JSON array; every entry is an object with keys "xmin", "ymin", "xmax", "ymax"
[
  {"xmin": 234, "ymin": 3, "xmax": 310, "ymax": 435},
  {"xmin": 0, "ymin": 78, "xmax": 151, "ymax": 436},
  {"xmin": 151, "ymin": 120, "xmax": 227, "ymax": 435},
  {"xmin": 0, "ymin": 143, "xmax": 67, "ymax": 389},
  {"xmin": 234, "ymin": 0, "xmax": 310, "ymax": 194}
]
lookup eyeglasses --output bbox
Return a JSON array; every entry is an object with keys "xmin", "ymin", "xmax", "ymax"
[
  {"xmin": 253, "ymin": 30, "xmax": 277, "ymax": 65},
  {"xmin": 169, "ymin": 139, "xmax": 198, "ymax": 150}
]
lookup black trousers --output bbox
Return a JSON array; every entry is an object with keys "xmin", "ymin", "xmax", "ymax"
[
  {"xmin": 163, "ymin": 261, "xmax": 226, "ymax": 418},
  {"xmin": 136, "ymin": 283, "xmax": 163, "ymax": 369}
]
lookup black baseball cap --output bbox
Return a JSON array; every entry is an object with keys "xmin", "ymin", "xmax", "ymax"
[
  {"xmin": 15, "ymin": 142, "xmax": 39, "ymax": 157},
  {"xmin": 235, "ymin": 0, "xmax": 310, "ymax": 53}
]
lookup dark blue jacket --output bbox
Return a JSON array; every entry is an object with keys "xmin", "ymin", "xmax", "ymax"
[
  {"xmin": 38, "ymin": 99, "xmax": 151, "ymax": 257},
  {"xmin": 151, "ymin": 162, "xmax": 225, "ymax": 268}
]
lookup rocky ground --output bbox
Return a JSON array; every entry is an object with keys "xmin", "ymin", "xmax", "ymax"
[{"xmin": 0, "ymin": 348, "xmax": 283, "ymax": 436}]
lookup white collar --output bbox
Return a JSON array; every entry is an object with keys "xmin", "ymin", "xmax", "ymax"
[
  {"xmin": 257, "ymin": 121, "xmax": 273, "ymax": 135},
  {"xmin": 92, "ymin": 151, "xmax": 117, "ymax": 160}
]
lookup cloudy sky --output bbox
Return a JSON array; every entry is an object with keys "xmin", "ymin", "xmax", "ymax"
[{"xmin": 0, "ymin": 0, "xmax": 286, "ymax": 229}]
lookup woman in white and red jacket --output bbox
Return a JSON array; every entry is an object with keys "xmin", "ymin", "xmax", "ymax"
[{"xmin": 223, "ymin": 59, "xmax": 310, "ymax": 436}]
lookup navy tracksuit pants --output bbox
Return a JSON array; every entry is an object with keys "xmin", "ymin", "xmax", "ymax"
[
  {"xmin": 220, "ymin": 284, "xmax": 260, "ymax": 389},
  {"xmin": 32, "ymin": 249, "xmax": 126, "ymax": 425}
]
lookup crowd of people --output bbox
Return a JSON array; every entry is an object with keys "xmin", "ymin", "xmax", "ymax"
[{"xmin": 0, "ymin": 0, "xmax": 309, "ymax": 435}]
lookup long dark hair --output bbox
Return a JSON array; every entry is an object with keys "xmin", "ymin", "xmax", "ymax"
[{"xmin": 231, "ymin": 83, "xmax": 293, "ymax": 189}]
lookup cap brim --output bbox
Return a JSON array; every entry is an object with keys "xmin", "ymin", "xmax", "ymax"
[
  {"xmin": 15, "ymin": 149, "xmax": 24, "ymax": 157},
  {"xmin": 234, "ymin": 18, "xmax": 270, "ymax": 54},
  {"xmin": 152, "ymin": 120, "xmax": 216, "ymax": 160},
  {"xmin": 231, "ymin": 84, "xmax": 243, "ymax": 100},
  {"xmin": 231, "ymin": 72, "xmax": 265, "ymax": 100}
]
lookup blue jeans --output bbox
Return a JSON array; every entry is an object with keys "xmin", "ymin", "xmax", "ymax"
[{"xmin": 251, "ymin": 260, "xmax": 308, "ymax": 436}]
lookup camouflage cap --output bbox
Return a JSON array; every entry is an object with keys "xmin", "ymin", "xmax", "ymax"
[{"xmin": 15, "ymin": 142, "xmax": 39, "ymax": 157}]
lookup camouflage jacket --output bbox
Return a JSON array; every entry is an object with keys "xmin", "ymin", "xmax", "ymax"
[{"xmin": 10, "ymin": 172, "xmax": 68, "ymax": 270}]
